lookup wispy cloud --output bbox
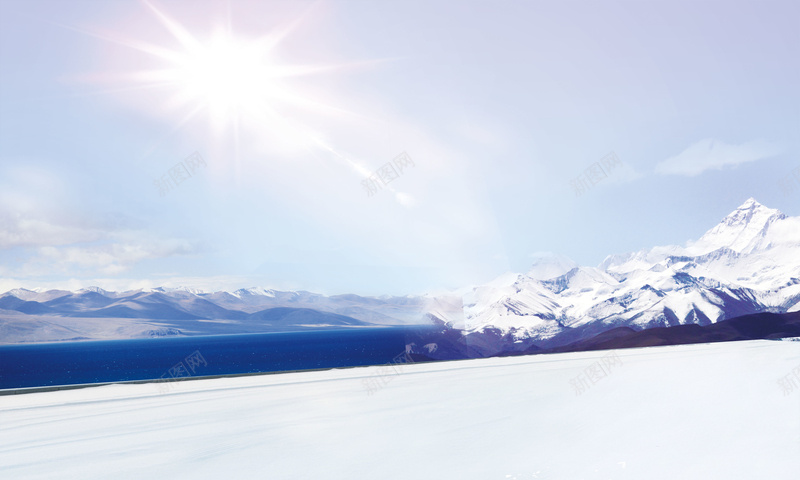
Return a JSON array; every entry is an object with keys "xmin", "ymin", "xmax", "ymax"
[
  {"xmin": 0, "ymin": 215, "xmax": 101, "ymax": 249},
  {"xmin": 655, "ymin": 138, "xmax": 780, "ymax": 177},
  {"xmin": 31, "ymin": 236, "xmax": 195, "ymax": 276},
  {"xmin": 0, "ymin": 165, "xmax": 198, "ymax": 278},
  {"xmin": 0, "ymin": 165, "xmax": 99, "ymax": 249}
]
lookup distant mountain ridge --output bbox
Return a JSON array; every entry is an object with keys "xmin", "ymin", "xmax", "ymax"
[
  {"xmin": 2, "ymin": 199, "xmax": 798, "ymax": 355},
  {"xmin": 0, "ymin": 287, "xmax": 431, "ymax": 343}
]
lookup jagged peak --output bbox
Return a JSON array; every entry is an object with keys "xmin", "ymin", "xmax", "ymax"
[
  {"xmin": 720, "ymin": 198, "xmax": 785, "ymax": 226},
  {"xmin": 690, "ymin": 199, "xmax": 786, "ymax": 254}
]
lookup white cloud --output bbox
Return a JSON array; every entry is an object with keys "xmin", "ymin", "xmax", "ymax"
[
  {"xmin": 0, "ymin": 164, "xmax": 197, "ymax": 279},
  {"xmin": 32, "ymin": 236, "xmax": 195, "ymax": 276},
  {"xmin": 655, "ymin": 138, "xmax": 780, "ymax": 177},
  {"xmin": 0, "ymin": 165, "xmax": 101, "ymax": 249},
  {"xmin": 0, "ymin": 215, "xmax": 102, "ymax": 249}
]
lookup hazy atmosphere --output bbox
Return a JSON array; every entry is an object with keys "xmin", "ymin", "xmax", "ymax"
[{"xmin": 1, "ymin": 0, "xmax": 798, "ymax": 295}]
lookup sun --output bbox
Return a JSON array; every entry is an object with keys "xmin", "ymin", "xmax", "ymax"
[
  {"xmin": 80, "ymin": 0, "xmax": 358, "ymax": 139},
  {"xmin": 162, "ymin": 31, "xmax": 282, "ymax": 127},
  {"xmin": 174, "ymin": 35, "xmax": 268, "ymax": 114},
  {"xmin": 73, "ymin": 0, "xmax": 384, "ymax": 183},
  {"xmin": 133, "ymin": 0, "xmax": 308, "ymax": 132}
]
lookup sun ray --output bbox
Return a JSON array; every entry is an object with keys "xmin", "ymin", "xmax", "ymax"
[
  {"xmin": 44, "ymin": 18, "xmax": 185, "ymax": 64},
  {"xmin": 251, "ymin": 1, "xmax": 322, "ymax": 53},
  {"xmin": 71, "ymin": 1, "xmax": 379, "ymax": 130},
  {"xmin": 141, "ymin": 0, "xmax": 204, "ymax": 54},
  {"xmin": 61, "ymin": 83, "xmax": 177, "ymax": 99},
  {"xmin": 61, "ymin": 0, "xmax": 401, "ymax": 189}
]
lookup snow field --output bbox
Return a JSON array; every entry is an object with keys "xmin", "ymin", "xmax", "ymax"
[{"xmin": 0, "ymin": 339, "xmax": 798, "ymax": 479}]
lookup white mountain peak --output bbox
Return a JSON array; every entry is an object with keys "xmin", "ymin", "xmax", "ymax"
[
  {"xmin": 718, "ymin": 197, "xmax": 783, "ymax": 227},
  {"xmin": 527, "ymin": 252, "xmax": 580, "ymax": 280},
  {"xmin": 231, "ymin": 287, "xmax": 277, "ymax": 298},
  {"xmin": 5, "ymin": 287, "xmax": 44, "ymax": 300},
  {"xmin": 173, "ymin": 286, "xmax": 206, "ymax": 294},
  {"xmin": 689, "ymin": 197, "xmax": 786, "ymax": 254},
  {"xmin": 78, "ymin": 286, "xmax": 109, "ymax": 295}
]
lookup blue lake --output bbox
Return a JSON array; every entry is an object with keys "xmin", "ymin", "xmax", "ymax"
[{"xmin": 0, "ymin": 327, "xmax": 427, "ymax": 390}]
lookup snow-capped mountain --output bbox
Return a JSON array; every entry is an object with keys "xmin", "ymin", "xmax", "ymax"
[
  {"xmin": 2, "ymin": 199, "xmax": 797, "ymax": 351},
  {"xmin": 458, "ymin": 198, "xmax": 800, "ymax": 348}
]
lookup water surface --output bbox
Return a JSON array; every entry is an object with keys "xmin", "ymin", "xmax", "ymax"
[{"xmin": 0, "ymin": 327, "xmax": 423, "ymax": 389}]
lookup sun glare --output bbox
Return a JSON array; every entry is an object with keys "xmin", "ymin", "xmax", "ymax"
[
  {"xmin": 77, "ymin": 1, "xmax": 383, "ymax": 184},
  {"xmin": 169, "ymin": 34, "xmax": 275, "ymax": 121},
  {"xmin": 84, "ymin": 0, "xmax": 352, "ymax": 138}
]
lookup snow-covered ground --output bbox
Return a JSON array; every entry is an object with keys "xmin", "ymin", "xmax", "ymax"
[{"xmin": 1, "ymin": 340, "xmax": 798, "ymax": 479}]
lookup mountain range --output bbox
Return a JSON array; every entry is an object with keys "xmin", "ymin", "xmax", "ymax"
[
  {"xmin": 1, "ymin": 198, "xmax": 798, "ymax": 357},
  {"xmin": 0, "ymin": 287, "xmax": 431, "ymax": 343},
  {"xmin": 438, "ymin": 198, "xmax": 800, "ymax": 355}
]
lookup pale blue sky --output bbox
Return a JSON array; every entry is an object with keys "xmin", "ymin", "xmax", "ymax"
[{"xmin": 0, "ymin": 0, "xmax": 798, "ymax": 295}]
